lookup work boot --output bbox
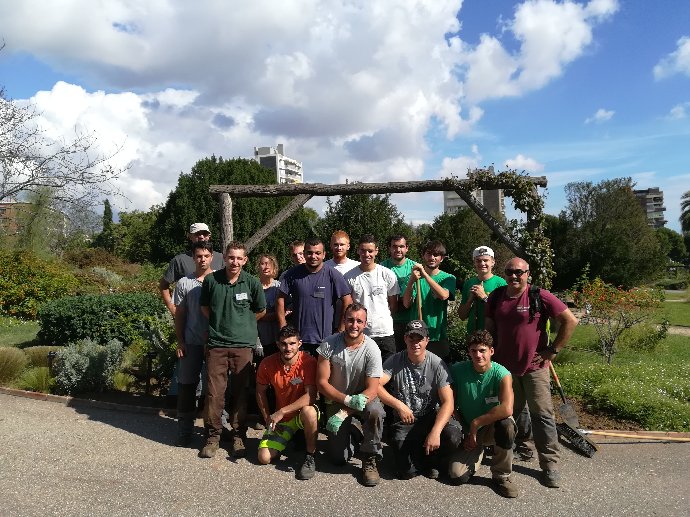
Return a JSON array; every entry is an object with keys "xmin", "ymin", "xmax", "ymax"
[
  {"xmin": 361, "ymin": 455, "xmax": 380, "ymax": 487},
  {"xmin": 296, "ymin": 452, "xmax": 316, "ymax": 480},
  {"xmin": 493, "ymin": 476, "xmax": 519, "ymax": 498},
  {"xmin": 231, "ymin": 435, "xmax": 246, "ymax": 458},
  {"xmin": 200, "ymin": 441, "xmax": 219, "ymax": 458},
  {"xmin": 541, "ymin": 469, "xmax": 561, "ymax": 488}
]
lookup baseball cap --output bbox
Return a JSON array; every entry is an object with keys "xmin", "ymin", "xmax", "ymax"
[
  {"xmin": 405, "ymin": 320, "xmax": 429, "ymax": 338},
  {"xmin": 472, "ymin": 246, "xmax": 494, "ymax": 258},
  {"xmin": 189, "ymin": 223, "xmax": 210, "ymax": 234}
]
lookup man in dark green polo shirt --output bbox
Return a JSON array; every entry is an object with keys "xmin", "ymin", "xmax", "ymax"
[{"xmin": 199, "ymin": 241, "xmax": 266, "ymax": 459}]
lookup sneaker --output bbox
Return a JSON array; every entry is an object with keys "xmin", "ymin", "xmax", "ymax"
[
  {"xmin": 541, "ymin": 469, "xmax": 561, "ymax": 488},
  {"xmin": 424, "ymin": 467, "xmax": 440, "ymax": 480},
  {"xmin": 514, "ymin": 443, "xmax": 534, "ymax": 462},
  {"xmin": 175, "ymin": 434, "xmax": 192, "ymax": 447},
  {"xmin": 493, "ymin": 476, "xmax": 519, "ymax": 498},
  {"xmin": 231, "ymin": 435, "xmax": 246, "ymax": 458},
  {"xmin": 297, "ymin": 453, "xmax": 316, "ymax": 480},
  {"xmin": 199, "ymin": 441, "xmax": 219, "ymax": 458},
  {"xmin": 362, "ymin": 455, "xmax": 380, "ymax": 487}
]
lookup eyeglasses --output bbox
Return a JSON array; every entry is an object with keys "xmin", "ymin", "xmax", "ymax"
[{"xmin": 505, "ymin": 268, "xmax": 528, "ymax": 277}]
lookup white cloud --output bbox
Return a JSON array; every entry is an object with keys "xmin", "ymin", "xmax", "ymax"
[
  {"xmin": 439, "ymin": 145, "xmax": 482, "ymax": 178},
  {"xmin": 462, "ymin": 0, "xmax": 619, "ymax": 103},
  {"xmin": 654, "ymin": 36, "xmax": 690, "ymax": 80},
  {"xmin": 504, "ymin": 154, "xmax": 544, "ymax": 172},
  {"xmin": 667, "ymin": 102, "xmax": 690, "ymax": 120},
  {"xmin": 585, "ymin": 108, "xmax": 615, "ymax": 124}
]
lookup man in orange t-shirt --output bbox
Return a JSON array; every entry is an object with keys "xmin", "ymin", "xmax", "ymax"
[{"xmin": 256, "ymin": 325, "xmax": 319, "ymax": 480}]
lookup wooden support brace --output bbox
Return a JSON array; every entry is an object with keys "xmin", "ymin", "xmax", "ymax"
[
  {"xmin": 219, "ymin": 193, "xmax": 233, "ymax": 251},
  {"xmin": 245, "ymin": 194, "xmax": 313, "ymax": 253}
]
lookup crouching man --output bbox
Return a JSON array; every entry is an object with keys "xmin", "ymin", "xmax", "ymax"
[
  {"xmin": 378, "ymin": 320, "xmax": 462, "ymax": 480},
  {"xmin": 449, "ymin": 330, "xmax": 518, "ymax": 498},
  {"xmin": 316, "ymin": 303, "xmax": 385, "ymax": 487},
  {"xmin": 256, "ymin": 325, "xmax": 319, "ymax": 480}
]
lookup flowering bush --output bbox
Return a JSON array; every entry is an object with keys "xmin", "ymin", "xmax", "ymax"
[{"xmin": 572, "ymin": 277, "xmax": 665, "ymax": 364}]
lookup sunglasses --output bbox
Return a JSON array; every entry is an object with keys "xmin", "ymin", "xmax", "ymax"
[{"xmin": 505, "ymin": 268, "xmax": 528, "ymax": 277}]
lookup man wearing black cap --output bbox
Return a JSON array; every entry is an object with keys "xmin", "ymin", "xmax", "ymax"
[
  {"xmin": 377, "ymin": 320, "xmax": 461, "ymax": 480},
  {"xmin": 159, "ymin": 223, "xmax": 224, "ymax": 316}
]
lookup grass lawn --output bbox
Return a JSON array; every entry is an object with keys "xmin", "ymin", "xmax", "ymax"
[
  {"xmin": 664, "ymin": 290, "xmax": 689, "ymax": 301},
  {"xmin": 661, "ymin": 300, "xmax": 690, "ymax": 327},
  {"xmin": 0, "ymin": 317, "xmax": 40, "ymax": 348},
  {"xmin": 554, "ymin": 325, "xmax": 690, "ymax": 431}
]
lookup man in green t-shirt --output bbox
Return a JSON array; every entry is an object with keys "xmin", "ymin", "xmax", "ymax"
[
  {"xmin": 449, "ymin": 330, "xmax": 518, "ymax": 498},
  {"xmin": 199, "ymin": 241, "xmax": 266, "ymax": 459},
  {"xmin": 457, "ymin": 246, "xmax": 507, "ymax": 333},
  {"xmin": 402, "ymin": 240, "xmax": 456, "ymax": 361},
  {"xmin": 381, "ymin": 234, "xmax": 415, "ymax": 352}
]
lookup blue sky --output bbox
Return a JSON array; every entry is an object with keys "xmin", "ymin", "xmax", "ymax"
[{"xmin": 1, "ymin": 0, "xmax": 688, "ymax": 231}]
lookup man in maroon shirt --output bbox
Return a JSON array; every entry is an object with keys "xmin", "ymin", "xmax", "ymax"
[{"xmin": 485, "ymin": 257, "xmax": 577, "ymax": 489}]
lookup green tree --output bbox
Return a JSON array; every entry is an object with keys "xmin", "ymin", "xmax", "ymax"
[
  {"xmin": 423, "ymin": 209, "xmax": 511, "ymax": 283},
  {"xmin": 559, "ymin": 178, "xmax": 665, "ymax": 288},
  {"xmin": 92, "ymin": 199, "xmax": 115, "ymax": 251},
  {"xmin": 14, "ymin": 188, "xmax": 65, "ymax": 257},
  {"xmin": 681, "ymin": 190, "xmax": 690, "ymax": 233},
  {"xmin": 113, "ymin": 205, "xmax": 162, "ymax": 263},
  {"xmin": 317, "ymin": 193, "xmax": 412, "ymax": 258},
  {"xmin": 151, "ymin": 156, "xmax": 316, "ymax": 271},
  {"xmin": 655, "ymin": 227, "xmax": 688, "ymax": 264}
]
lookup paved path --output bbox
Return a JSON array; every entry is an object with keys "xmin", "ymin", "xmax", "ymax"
[{"xmin": 1, "ymin": 393, "xmax": 688, "ymax": 516}]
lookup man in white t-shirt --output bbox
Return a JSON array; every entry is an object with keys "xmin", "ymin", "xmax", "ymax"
[
  {"xmin": 324, "ymin": 230, "xmax": 360, "ymax": 274},
  {"xmin": 344, "ymin": 234, "xmax": 399, "ymax": 363}
]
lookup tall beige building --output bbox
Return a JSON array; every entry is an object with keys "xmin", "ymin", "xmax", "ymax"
[
  {"xmin": 253, "ymin": 144, "xmax": 303, "ymax": 184},
  {"xmin": 443, "ymin": 166, "xmax": 505, "ymax": 216}
]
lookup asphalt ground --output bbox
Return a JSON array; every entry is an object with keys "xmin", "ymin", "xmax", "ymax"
[{"xmin": 1, "ymin": 392, "xmax": 688, "ymax": 517}]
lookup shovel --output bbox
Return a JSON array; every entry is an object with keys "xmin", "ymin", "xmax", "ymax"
[
  {"xmin": 549, "ymin": 362, "xmax": 579, "ymax": 427},
  {"xmin": 549, "ymin": 362, "xmax": 598, "ymax": 457}
]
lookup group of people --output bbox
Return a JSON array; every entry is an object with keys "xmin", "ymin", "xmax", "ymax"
[{"xmin": 161, "ymin": 223, "xmax": 578, "ymax": 497}]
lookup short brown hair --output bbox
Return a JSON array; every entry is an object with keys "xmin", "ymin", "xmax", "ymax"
[
  {"xmin": 224, "ymin": 241, "xmax": 247, "ymax": 255},
  {"xmin": 467, "ymin": 330, "xmax": 493, "ymax": 349}
]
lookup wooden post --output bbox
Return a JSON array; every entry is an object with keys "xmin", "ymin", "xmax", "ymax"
[{"xmin": 219, "ymin": 193, "xmax": 233, "ymax": 251}]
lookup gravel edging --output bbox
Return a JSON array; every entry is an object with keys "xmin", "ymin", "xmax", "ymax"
[{"xmin": 0, "ymin": 386, "xmax": 169, "ymax": 416}]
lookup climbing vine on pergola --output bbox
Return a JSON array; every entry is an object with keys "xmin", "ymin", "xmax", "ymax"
[{"xmin": 209, "ymin": 168, "xmax": 555, "ymax": 287}]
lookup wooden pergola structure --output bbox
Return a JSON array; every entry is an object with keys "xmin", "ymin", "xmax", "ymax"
[{"xmin": 209, "ymin": 172, "xmax": 549, "ymax": 278}]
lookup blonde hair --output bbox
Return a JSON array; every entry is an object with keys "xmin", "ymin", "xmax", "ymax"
[{"xmin": 256, "ymin": 254, "xmax": 278, "ymax": 278}]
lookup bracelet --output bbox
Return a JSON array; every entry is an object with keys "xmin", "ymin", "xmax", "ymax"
[
  {"xmin": 482, "ymin": 296, "xmax": 489, "ymax": 303},
  {"xmin": 547, "ymin": 347, "xmax": 559, "ymax": 355}
]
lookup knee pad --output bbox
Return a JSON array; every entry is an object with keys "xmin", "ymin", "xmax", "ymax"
[{"xmin": 494, "ymin": 418, "xmax": 516, "ymax": 450}]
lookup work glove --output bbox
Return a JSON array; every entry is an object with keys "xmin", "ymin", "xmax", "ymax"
[
  {"xmin": 343, "ymin": 393, "xmax": 368, "ymax": 412},
  {"xmin": 326, "ymin": 409, "xmax": 349, "ymax": 434}
]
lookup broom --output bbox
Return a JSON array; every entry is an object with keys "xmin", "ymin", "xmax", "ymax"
[{"xmin": 549, "ymin": 362, "xmax": 598, "ymax": 458}]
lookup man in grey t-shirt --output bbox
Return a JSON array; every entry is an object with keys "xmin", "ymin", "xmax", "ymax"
[
  {"xmin": 172, "ymin": 241, "xmax": 214, "ymax": 446},
  {"xmin": 317, "ymin": 303, "xmax": 385, "ymax": 487},
  {"xmin": 378, "ymin": 320, "xmax": 462, "ymax": 480}
]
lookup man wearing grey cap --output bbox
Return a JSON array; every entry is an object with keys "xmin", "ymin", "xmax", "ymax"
[
  {"xmin": 457, "ymin": 246, "xmax": 506, "ymax": 334},
  {"xmin": 377, "ymin": 320, "xmax": 461, "ymax": 480},
  {"xmin": 159, "ymin": 223, "xmax": 225, "ymax": 316}
]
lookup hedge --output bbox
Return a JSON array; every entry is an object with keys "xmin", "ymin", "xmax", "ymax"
[{"xmin": 37, "ymin": 293, "xmax": 166, "ymax": 346}]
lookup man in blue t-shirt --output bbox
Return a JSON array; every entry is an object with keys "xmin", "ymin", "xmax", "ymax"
[
  {"xmin": 276, "ymin": 237, "xmax": 352, "ymax": 356},
  {"xmin": 449, "ymin": 330, "xmax": 518, "ymax": 498}
]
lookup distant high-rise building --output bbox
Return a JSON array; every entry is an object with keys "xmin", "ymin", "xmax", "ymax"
[
  {"xmin": 253, "ymin": 144, "xmax": 303, "ymax": 184},
  {"xmin": 443, "ymin": 166, "xmax": 505, "ymax": 216},
  {"xmin": 633, "ymin": 187, "xmax": 667, "ymax": 228}
]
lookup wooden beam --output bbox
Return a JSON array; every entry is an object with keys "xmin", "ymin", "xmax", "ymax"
[
  {"xmin": 454, "ymin": 189, "xmax": 527, "ymax": 258},
  {"xmin": 209, "ymin": 176, "xmax": 547, "ymax": 198},
  {"xmin": 219, "ymin": 193, "xmax": 233, "ymax": 251},
  {"xmin": 245, "ymin": 194, "xmax": 313, "ymax": 253}
]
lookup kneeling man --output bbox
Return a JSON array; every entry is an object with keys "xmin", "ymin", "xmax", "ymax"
[
  {"xmin": 378, "ymin": 320, "xmax": 461, "ymax": 479},
  {"xmin": 256, "ymin": 325, "xmax": 319, "ymax": 480},
  {"xmin": 449, "ymin": 330, "xmax": 518, "ymax": 498},
  {"xmin": 317, "ymin": 303, "xmax": 385, "ymax": 487}
]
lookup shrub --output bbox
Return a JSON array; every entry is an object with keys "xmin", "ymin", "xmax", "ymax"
[
  {"xmin": 446, "ymin": 310, "xmax": 469, "ymax": 364},
  {"xmin": 37, "ymin": 293, "xmax": 167, "ymax": 346},
  {"xmin": 16, "ymin": 367, "xmax": 54, "ymax": 393},
  {"xmin": 618, "ymin": 320, "xmax": 669, "ymax": 353},
  {"xmin": 0, "ymin": 250, "xmax": 80, "ymax": 319},
  {"xmin": 23, "ymin": 346, "xmax": 63, "ymax": 367},
  {"xmin": 113, "ymin": 371, "xmax": 136, "ymax": 392},
  {"xmin": 90, "ymin": 267, "xmax": 124, "ymax": 286},
  {"xmin": 53, "ymin": 338, "xmax": 124, "ymax": 395},
  {"xmin": 0, "ymin": 346, "xmax": 29, "ymax": 384}
]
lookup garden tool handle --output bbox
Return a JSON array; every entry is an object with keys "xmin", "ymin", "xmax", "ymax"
[
  {"xmin": 549, "ymin": 362, "xmax": 568, "ymax": 405},
  {"xmin": 416, "ymin": 278, "xmax": 422, "ymax": 321}
]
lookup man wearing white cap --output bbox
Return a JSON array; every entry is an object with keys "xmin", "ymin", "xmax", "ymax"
[
  {"xmin": 159, "ymin": 223, "xmax": 225, "ymax": 316},
  {"xmin": 457, "ymin": 246, "xmax": 506, "ymax": 334}
]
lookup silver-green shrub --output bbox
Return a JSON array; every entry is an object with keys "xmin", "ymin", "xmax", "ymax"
[{"xmin": 54, "ymin": 338, "xmax": 123, "ymax": 395}]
